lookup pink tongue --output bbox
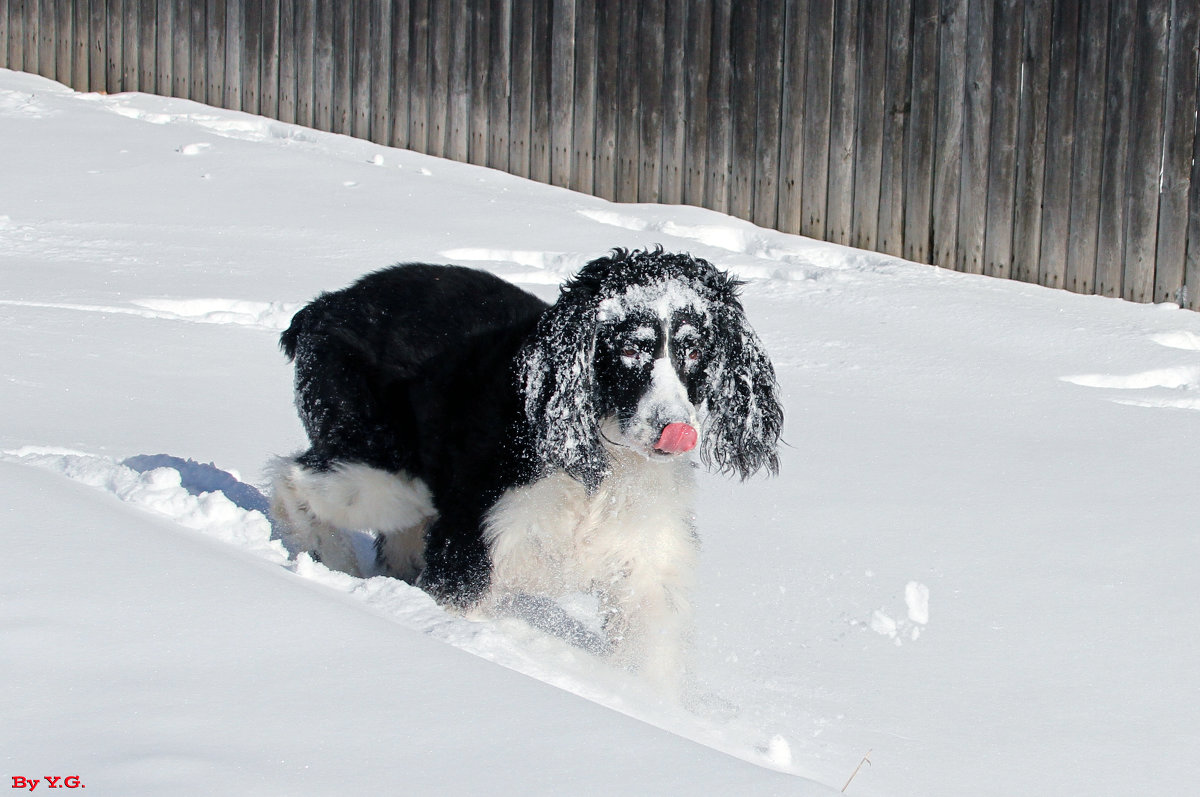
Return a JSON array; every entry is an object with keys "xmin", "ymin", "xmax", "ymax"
[{"xmin": 655, "ymin": 423, "xmax": 698, "ymax": 453}]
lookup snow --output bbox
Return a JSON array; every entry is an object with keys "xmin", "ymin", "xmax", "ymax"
[{"xmin": 2, "ymin": 67, "xmax": 1199, "ymax": 795}]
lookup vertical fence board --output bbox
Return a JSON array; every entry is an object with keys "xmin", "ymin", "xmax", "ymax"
[
  {"xmin": 23, "ymin": 0, "xmax": 35, "ymax": 74},
  {"xmin": 446, "ymin": 0, "xmax": 470, "ymax": 161},
  {"xmin": 570, "ymin": 0, "xmax": 596, "ymax": 193},
  {"xmin": 528, "ymin": 0, "xmax": 551, "ymax": 183},
  {"xmin": 244, "ymin": 0, "xmax": 264, "ymax": 115},
  {"xmin": 776, "ymin": 0, "xmax": 807, "ymax": 234},
  {"xmin": 137, "ymin": 0, "xmax": 155, "ymax": 92},
  {"xmin": 350, "ymin": 0, "xmax": 370, "ymax": 138},
  {"xmin": 485, "ymin": 0, "xmax": 509, "ymax": 170},
  {"xmin": 659, "ymin": 0, "xmax": 686, "ymax": 204},
  {"xmin": 982, "ymin": 0, "xmax": 1020, "ymax": 280},
  {"xmin": 932, "ymin": 0, "xmax": 967, "ymax": 268},
  {"xmin": 5, "ymin": 0, "xmax": 19, "ymax": 76},
  {"xmin": 1011, "ymin": 0, "xmax": 1051, "ymax": 284},
  {"xmin": 549, "ymin": 0, "xmax": 574, "ymax": 188},
  {"xmin": 726, "ymin": 0, "xmax": 755, "ymax": 219},
  {"xmin": 826, "ymin": 0, "xmax": 859, "ymax": 245},
  {"xmin": 58, "ymin": 0, "xmax": 76, "ymax": 84},
  {"xmin": 616, "ymin": 0, "xmax": 641, "ymax": 202},
  {"xmin": 365, "ymin": 0, "xmax": 390, "ymax": 144},
  {"xmin": 1188, "ymin": 61, "xmax": 1200, "ymax": 309},
  {"xmin": 108, "ymin": 0, "xmax": 122, "ymax": 91},
  {"xmin": 1156, "ymin": 0, "xmax": 1199, "ymax": 304},
  {"xmin": 852, "ymin": 0, "xmax": 886, "ymax": 251},
  {"xmin": 154, "ymin": 0, "xmax": 170, "ymax": 96},
  {"xmin": 259, "ymin": 0, "xmax": 279, "ymax": 117},
  {"xmin": 36, "ymin": 0, "xmax": 50, "ymax": 80},
  {"xmin": 507, "ymin": 0, "xmax": 531, "ymax": 177},
  {"xmin": 1040, "ymin": 0, "xmax": 1079, "ymax": 290},
  {"xmin": 189, "ymin": 0, "xmax": 206, "ymax": 100},
  {"xmin": 877, "ymin": 0, "xmax": 912, "ymax": 256},
  {"xmin": 752, "ymin": 0, "xmax": 783, "ymax": 230},
  {"xmin": 904, "ymin": 0, "xmax": 938, "ymax": 262},
  {"xmin": 390, "ymin": 0, "xmax": 410, "ymax": 148},
  {"xmin": 469, "ymin": 0, "xmax": 490, "ymax": 164},
  {"xmin": 278, "ymin": 0, "xmax": 296, "ymax": 122},
  {"xmin": 638, "ymin": 0, "xmax": 665, "ymax": 203},
  {"xmin": 682, "ymin": 0, "xmax": 711, "ymax": 207},
  {"xmin": 1070, "ymin": 0, "xmax": 1104, "ymax": 292},
  {"xmin": 119, "ymin": 0, "xmax": 136, "ymax": 89},
  {"xmin": 592, "ymin": 0, "xmax": 618, "ymax": 198},
  {"xmin": 1123, "ymin": 0, "xmax": 1169, "ymax": 303},
  {"xmin": 1094, "ymin": 0, "xmax": 1134, "ymax": 297},
  {"xmin": 0, "ymin": 0, "xmax": 7, "ymax": 69},
  {"xmin": 801, "ymin": 0, "xmax": 833, "ymax": 238},
  {"xmin": 331, "ymin": 1, "xmax": 352, "ymax": 134},
  {"xmin": 224, "ymin": 0, "xmax": 241, "ymax": 111},
  {"xmin": 208, "ymin": 0, "xmax": 227, "ymax": 108}
]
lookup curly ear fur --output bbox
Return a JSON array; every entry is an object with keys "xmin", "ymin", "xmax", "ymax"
[
  {"xmin": 518, "ymin": 285, "xmax": 609, "ymax": 490},
  {"xmin": 700, "ymin": 292, "xmax": 783, "ymax": 480}
]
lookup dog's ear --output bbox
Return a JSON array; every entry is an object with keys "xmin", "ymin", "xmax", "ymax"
[
  {"xmin": 701, "ymin": 301, "xmax": 783, "ymax": 479},
  {"xmin": 519, "ymin": 291, "xmax": 609, "ymax": 490}
]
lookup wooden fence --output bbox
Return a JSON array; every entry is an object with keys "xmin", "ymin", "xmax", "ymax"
[{"xmin": 3, "ymin": 1, "xmax": 1199, "ymax": 307}]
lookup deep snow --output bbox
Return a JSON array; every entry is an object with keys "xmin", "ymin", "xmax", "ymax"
[{"xmin": 2, "ymin": 68, "xmax": 1199, "ymax": 796}]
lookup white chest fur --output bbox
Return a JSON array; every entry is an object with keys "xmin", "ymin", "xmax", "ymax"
[{"xmin": 483, "ymin": 450, "xmax": 698, "ymax": 599}]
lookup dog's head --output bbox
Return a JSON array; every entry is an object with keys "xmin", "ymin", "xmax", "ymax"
[{"xmin": 519, "ymin": 248, "xmax": 782, "ymax": 489}]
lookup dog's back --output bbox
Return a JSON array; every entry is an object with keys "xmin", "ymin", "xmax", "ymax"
[{"xmin": 281, "ymin": 263, "xmax": 547, "ymax": 473}]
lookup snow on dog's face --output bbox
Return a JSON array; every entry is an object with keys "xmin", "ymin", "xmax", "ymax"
[
  {"xmin": 520, "ymin": 248, "xmax": 783, "ymax": 490},
  {"xmin": 593, "ymin": 285, "xmax": 708, "ymax": 459}
]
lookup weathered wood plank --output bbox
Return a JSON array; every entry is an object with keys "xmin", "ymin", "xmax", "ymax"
[
  {"xmin": 446, "ymin": 0, "xmax": 471, "ymax": 162},
  {"xmin": 1156, "ymin": 0, "xmax": 1198, "ymax": 304},
  {"xmin": 1040, "ymin": 0, "xmax": 1080, "ymax": 291},
  {"xmin": 507, "ymin": 0, "xmax": 532, "ymax": 177},
  {"xmin": 1011, "ymin": 0, "xmax": 1051, "ymax": 284},
  {"xmin": 242, "ymin": 0, "xmax": 264, "ymax": 115},
  {"xmin": 592, "ymin": 0, "xmax": 618, "ymax": 199},
  {"xmin": 1070, "ymin": 0, "xmax": 1104, "ymax": 292},
  {"xmin": 278, "ymin": 0, "xmax": 297, "ymax": 123},
  {"xmin": 189, "ymin": 0, "xmax": 206, "ymax": 100},
  {"xmin": 931, "ymin": 0, "xmax": 966, "ymax": 268},
  {"xmin": 226, "ymin": 0, "xmax": 246, "ymax": 112},
  {"xmin": 208, "ymin": 0, "xmax": 226, "ymax": 105},
  {"xmin": 119, "ymin": 0, "xmax": 136, "ymax": 89},
  {"xmin": 351, "ymin": 0, "xmax": 371, "ymax": 139},
  {"xmin": 1123, "ymin": 0, "xmax": 1169, "ymax": 303},
  {"xmin": 485, "ymin": 0, "xmax": 509, "ymax": 170},
  {"xmin": 852, "ymin": 0, "xmax": 887, "ymax": 252},
  {"xmin": 752, "ymin": 0, "xmax": 782, "ymax": 230},
  {"xmin": 0, "ymin": 0, "xmax": 8, "ymax": 70},
  {"xmin": 904, "ymin": 0, "xmax": 938, "ymax": 263},
  {"xmin": 982, "ymin": 0, "xmax": 1021, "ymax": 279},
  {"xmin": 639, "ymin": 0, "xmax": 665, "ymax": 203},
  {"xmin": 109, "ymin": 0, "xmax": 124, "ymax": 92},
  {"xmin": 389, "ymin": 0, "xmax": 410, "ymax": 148},
  {"xmin": 800, "ymin": 0, "xmax": 833, "ymax": 239},
  {"xmin": 138, "ymin": 0, "xmax": 156, "ymax": 93},
  {"xmin": 469, "ymin": 0, "xmax": 490, "ymax": 164},
  {"xmin": 659, "ymin": 0, "xmax": 686, "ymax": 204},
  {"xmin": 1094, "ymin": 0, "xmax": 1135, "ymax": 297},
  {"xmin": 570, "ymin": 0, "xmax": 596, "ymax": 194},
  {"xmin": 155, "ymin": 0, "xmax": 171, "ymax": 98},
  {"xmin": 776, "ymin": 0, "xmax": 807, "ymax": 234},
  {"xmin": 409, "ymin": 0, "xmax": 430, "ymax": 151},
  {"xmin": 727, "ymin": 0, "xmax": 755, "ymax": 218},
  {"xmin": 616, "ymin": 0, "xmax": 641, "ymax": 202},
  {"xmin": 826, "ymin": 0, "xmax": 859, "ymax": 245},
  {"xmin": 528, "ymin": 0, "xmax": 551, "ymax": 183},
  {"xmin": 260, "ymin": 0, "xmax": 280, "ymax": 118},
  {"xmin": 550, "ymin": 0, "xmax": 575, "ymax": 187},
  {"xmin": 681, "ymin": 0, "xmax": 711, "ymax": 208},
  {"xmin": 331, "ymin": 0, "xmax": 353, "ymax": 135},
  {"xmin": 876, "ymin": 0, "xmax": 912, "ymax": 257}
]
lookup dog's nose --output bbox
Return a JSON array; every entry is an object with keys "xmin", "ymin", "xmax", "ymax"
[{"xmin": 655, "ymin": 422, "xmax": 698, "ymax": 453}]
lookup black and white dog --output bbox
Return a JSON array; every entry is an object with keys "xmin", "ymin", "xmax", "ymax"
[{"xmin": 270, "ymin": 248, "xmax": 781, "ymax": 684}]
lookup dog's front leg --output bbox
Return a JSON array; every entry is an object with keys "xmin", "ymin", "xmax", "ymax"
[{"xmin": 600, "ymin": 579, "xmax": 693, "ymax": 693}]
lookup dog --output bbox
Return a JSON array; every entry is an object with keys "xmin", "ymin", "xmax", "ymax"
[{"xmin": 270, "ymin": 248, "xmax": 782, "ymax": 684}]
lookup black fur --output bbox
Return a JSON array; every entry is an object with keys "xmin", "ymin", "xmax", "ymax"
[{"xmin": 278, "ymin": 248, "xmax": 782, "ymax": 606}]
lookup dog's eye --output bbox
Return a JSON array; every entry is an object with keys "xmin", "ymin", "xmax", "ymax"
[{"xmin": 686, "ymin": 348, "xmax": 701, "ymax": 361}]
